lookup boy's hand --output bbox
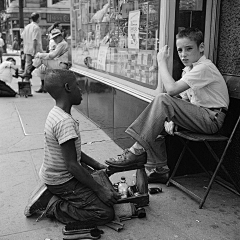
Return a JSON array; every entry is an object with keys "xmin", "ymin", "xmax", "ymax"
[
  {"xmin": 157, "ymin": 45, "xmax": 170, "ymax": 63},
  {"xmin": 164, "ymin": 121, "xmax": 177, "ymax": 135},
  {"xmin": 98, "ymin": 163, "xmax": 108, "ymax": 170},
  {"xmin": 97, "ymin": 186, "xmax": 121, "ymax": 206}
]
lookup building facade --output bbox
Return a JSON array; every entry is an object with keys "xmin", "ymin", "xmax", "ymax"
[{"xmin": 0, "ymin": 0, "xmax": 70, "ymax": 50}]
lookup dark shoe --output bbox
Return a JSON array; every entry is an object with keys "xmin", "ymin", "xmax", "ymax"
[
  {"xmin": 12, "ymin": 69, "xmax": 19, "ymax": 78},
  {"xmin": 19, "ymin": 72, "xmax": 32, "ymax": 79},
  {"xmin": 35, "ymin": 88, "xmax": 44, "ymax": 93},
  {"xmin": 24, "ymin": 182, "xmax": 53, "ymax": 217},
  {"xmin": 105, "ymin": 149, "xmax": 147, "ymax": 168},
  {"xmin": 147, "ymin": 169, "xmax": 170, "ymax": 184},
  {"xmin": 35, "ymin": 87, "xmax": 46, "ymax": 93}
]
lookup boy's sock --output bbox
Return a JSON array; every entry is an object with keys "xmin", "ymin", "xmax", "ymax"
[
  {"xmin": 129, "ymin": 142, "xmax": 145, "ymax": 155},
  {"xmin": 156, "ymin": 165, "xmax": 170, "ymax": 173},
  {"xmin": 146, "ymin": 165, "xmax": 170, "ymax": 174}
]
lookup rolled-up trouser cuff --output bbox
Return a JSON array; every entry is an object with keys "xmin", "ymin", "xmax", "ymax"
[
  {"xmin": 125, "ymin": 128, "xmax": 168, "ymax": 168},
  {"xmin": 125, "ymin": 127, "xmax": 151, "ymax": 151}
]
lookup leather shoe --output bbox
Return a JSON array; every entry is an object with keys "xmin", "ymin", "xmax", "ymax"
[
  {"xmin": 24, "ymin": 182, "xmax": 53, "ymax": 217},
  {"xmin": 147, "ymin": 169, "xmax": 169, "ymax": 184},
  {"xmin": 35, "ymin": 88, "xmax": 47, "ymax": 93},
  {"xmin": 105, "ymin": 149, "xmax": 147, "ymax": 168},
  {"xmin": 19, "ymin": 72, "xmax": 32, "ymax": 80}
]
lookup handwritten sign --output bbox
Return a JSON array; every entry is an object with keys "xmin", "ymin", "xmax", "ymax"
[
  {"xmin": 97, "ymin": 45, "xmax": 108, "ymax": 71},
  {"xmin": 128, "ymin": 10, "xmax": 140, "ymax": 49}
]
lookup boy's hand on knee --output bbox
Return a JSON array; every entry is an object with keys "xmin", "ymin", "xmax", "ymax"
[
  {"xmin": 97, "ymin": 186, "xmax": 121, "ymax": 206},
  {"xmin": 164, "ymin": 121, "xmax": 176, "ymax": 135}
]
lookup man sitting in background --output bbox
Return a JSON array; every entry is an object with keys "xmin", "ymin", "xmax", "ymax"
[{"xmin": 20, "ymin": 28, "xmax": 69, "ymax": 93}]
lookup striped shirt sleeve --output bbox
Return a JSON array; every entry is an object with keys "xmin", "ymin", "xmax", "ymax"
[{"xmin": 54, "ymin": 118, "xmax": 78, "ymax": 145}]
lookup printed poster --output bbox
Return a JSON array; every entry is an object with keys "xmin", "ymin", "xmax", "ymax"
[
  {"xmin": 97, "ymin": 45, "xmax": 108, "ymax": 71},
  {"xmin": 128, "ymin": 10, "xmax": 140, "ymax": 49}
]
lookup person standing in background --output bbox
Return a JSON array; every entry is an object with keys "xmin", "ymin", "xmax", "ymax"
[
  {"xmin": 0, "ymin": 33, "xmax": 5, "ymax": 63},
  {"xmin": 12, "ymin": 37, "xmax": 20, "ymax": 53},
  {"xmin": 20, "ymin": 12, "xmax": 43, "ymax": 81}
]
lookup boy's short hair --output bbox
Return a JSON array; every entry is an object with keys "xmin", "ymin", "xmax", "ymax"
[
  {"xmin": 6, "ymin": 57, "xmax": 16, "ymax": 63},
  {"xmin": 44, "ymin": 69, "xmax": 76, "ymax": 98},
  {"xmin": 176, "ymin": 27, "xmax": 203, "ymax": 47}
]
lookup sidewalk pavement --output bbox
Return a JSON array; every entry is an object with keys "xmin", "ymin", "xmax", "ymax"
[
  {"xmin": 3, "ymin": 47, "xmax": 20, "ymax": 57},
  {"xmin": 0, "ymin": 54, "xmax": 239, "ymax": 240}
]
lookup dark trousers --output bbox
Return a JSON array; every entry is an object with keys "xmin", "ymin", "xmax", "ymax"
[
  {"xmin": 45, "ymin": 170, "xmax": 115, "ymax": 225},
  {"xmin": 0, "ymin": 80, "xmax": 16, "ymax": 97}
]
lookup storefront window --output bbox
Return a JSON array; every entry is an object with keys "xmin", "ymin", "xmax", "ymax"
[{"xmin": 71, "ymin": 0, "xmax": 160, "ymax": 89}]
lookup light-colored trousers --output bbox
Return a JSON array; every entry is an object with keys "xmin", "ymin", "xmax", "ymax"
[
  {"xmin": 25, "ymin": 54, "xmax": 34, "ymax": 74},
  {"xmin": 126, "ymin": 93, "xmax": 226, "ymax": 168}
]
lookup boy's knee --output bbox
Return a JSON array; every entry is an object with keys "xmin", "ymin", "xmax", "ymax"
[
  {"xmin": 154, "ymin": 93, "xmax": 170, "ymax": 103},
  {"xmin": 99, "ymin": 205, "xmax": 115, "ymax": 223}
]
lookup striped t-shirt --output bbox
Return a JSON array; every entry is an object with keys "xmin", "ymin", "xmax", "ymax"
[{"xmin": 39, "ymin": 106, "xmax": 81, "ymax": 185}]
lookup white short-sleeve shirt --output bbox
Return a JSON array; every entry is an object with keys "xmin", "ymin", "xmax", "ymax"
[
  {"xmin": 21, "ymin": 22, "xmax": 43, "ymax": 55},
  {"xmin": 179, "ymin": 56, "xmax": 229, "ymax": 109},
  {"xmin": 0, "ymin": 61, "xmax": 14, "ymax": 83},
  {"xmin": 0, "ymin": 38, "xmax": 5, "ymax": 48}
]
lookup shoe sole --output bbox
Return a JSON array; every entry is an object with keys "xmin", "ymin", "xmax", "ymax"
[{"xmin": 24, "ymin": 183, "xmax": 48, "ymax": 217}]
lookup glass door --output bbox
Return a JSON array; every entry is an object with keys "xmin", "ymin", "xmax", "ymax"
[{"xmin": 172, "ymin": 0, "xmax": 207, "ymax": 80}]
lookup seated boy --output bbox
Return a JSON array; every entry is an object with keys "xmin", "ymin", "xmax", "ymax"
[
  {"xmin": 24, "ymin": 69, "xmax": 120, "ymax": 225},
  {"xmin": 105, "ymin": 28, "xmax": 229, "ymax": 183},
  {"xmin": 0, "ymin": 57, "xmax": 19, "ymax": 97}
]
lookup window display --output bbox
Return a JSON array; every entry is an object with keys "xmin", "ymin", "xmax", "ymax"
[{"xmin": 71, "ymin": 0, "xmax": 160, "ymax": 89}]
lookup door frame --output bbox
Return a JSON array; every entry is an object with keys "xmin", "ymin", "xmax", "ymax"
[{"xmin": 163, "ymin": 0, "xmax": 221, "ymax": 81}]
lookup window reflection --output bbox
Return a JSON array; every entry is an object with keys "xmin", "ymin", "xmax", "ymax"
[{"xmin": 71, "ymin": 0, "xmax": 160, "ymax": 89}]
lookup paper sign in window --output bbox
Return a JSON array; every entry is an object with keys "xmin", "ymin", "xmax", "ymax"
[
  {"xmin": 128, "ymin": 10, "xmax": 140, "ymax": 49},
  {"xmin": 97, "ymin": 45, "xmax": 108, "ymax": 71}
]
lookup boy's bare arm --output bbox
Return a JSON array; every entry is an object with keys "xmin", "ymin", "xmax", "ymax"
[
  {"xmin": 33, "ymin": 39, "xmax": 38, "ymax": 56},
  {"xmin": 60, "ymin": 139, "xmax": 119, "ymax": 206},
  {"xmin": 10, "ymin": 64, "xmax": 18, "ymax": 71},
  {"xmin": 157, "ymin": 45, "xmax": 189, "ymax": 96}
]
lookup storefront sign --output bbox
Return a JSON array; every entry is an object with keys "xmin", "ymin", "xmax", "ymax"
[
  {"xmin": 97, "ymin": 45, "xmax": 108, "ymax": 71},
  {"xmin": 47, "ymin": 13, "xmax": 70, "ymax": 23},
  {"xmin": 128, "ymin": 10, "xmax": 140, "ymax": 49}
]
